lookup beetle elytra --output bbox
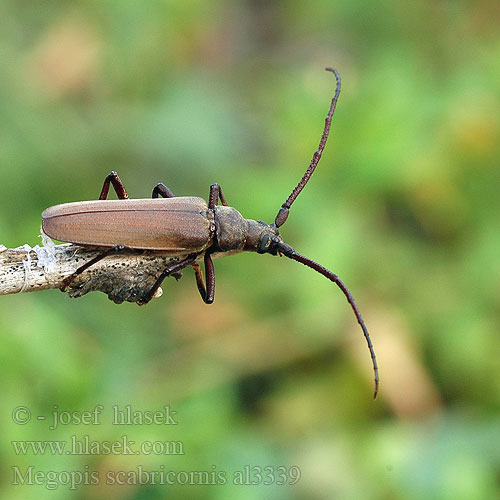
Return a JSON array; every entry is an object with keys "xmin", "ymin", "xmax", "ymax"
[{"xmin": 42, "ymin": 68, "xmax": 379, "ymax": 398}]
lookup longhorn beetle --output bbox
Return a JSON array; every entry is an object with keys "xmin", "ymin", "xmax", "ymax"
[{"xmin": 42, "ymin": 68, "xmax": 379, "ymax": 398}]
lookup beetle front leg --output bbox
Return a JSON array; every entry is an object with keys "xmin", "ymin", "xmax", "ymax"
[
  {"xmin": 138, "ymin": 255, "xmax": 197, "ymax": 306},
  {"xmin": 192, "ymin": 253, "xmax": 215, "ymax": 304},
  {"xmin": 208, "ymin": 183, "xmax": 228, "ymax": 209},
  {"xmin": 152, "ymin": 183, "xmax": 175, "ymax": 198},
  {"xmin": 99, "ymin": 171, "xmax": 129, "ymax": 200}
]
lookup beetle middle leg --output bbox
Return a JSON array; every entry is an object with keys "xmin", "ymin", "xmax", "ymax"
[
  {"xmin": 61, "ymin": 244, "xmax": 134, "ymax": 291},
  {"xmin": 152, "ymin": 183, "xmax": 175, "ymax": 198},
  {"xmin": 99, "ymin": 171, "xmax": 129, "ymax": 200}
]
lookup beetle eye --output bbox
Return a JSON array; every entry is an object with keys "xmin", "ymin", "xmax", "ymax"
[{"xmin": 257, "ymin": 234, "xmax": 270, "ymax": 254}]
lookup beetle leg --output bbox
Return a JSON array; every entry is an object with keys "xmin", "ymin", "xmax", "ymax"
[
  {"xmin": 60, "ymin": 244, "xmax": 131, "ymax": 291},
  {"xmin": 152, "ymin": 183, "xmax": 175, "ymax": 198},
  {"xmin": 138, "ymin": 255, "xmax": 197, "ymax": 306},
  {"xmin": 99, "ymin": 171, "xmax": 129, "ymax": 200},
  {"xmin": 192, "ymin": 253, "xmax": 215, "ymax": 304},
  {"xmin": 208, "ymin": 183, "xmax": 228, "ymax": 209},
  {"xmin": 203, "ymin": 253, "xmax": 216, "ymax": 303},
  {"xmin": 192, "ymin": 263, "xmax": 205, "ymax": 297}
]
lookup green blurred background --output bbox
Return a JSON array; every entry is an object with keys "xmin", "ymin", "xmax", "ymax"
[{"xmin": 1, "ymin": 1, "xmax": 499, "ymax": 499}]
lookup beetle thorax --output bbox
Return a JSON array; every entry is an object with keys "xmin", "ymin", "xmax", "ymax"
[{"xmin": 213, "ymin": 206, "xmax": 282, "ymax": 253}]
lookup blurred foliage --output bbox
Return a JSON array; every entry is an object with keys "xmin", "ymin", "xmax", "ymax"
[{"xmin": 0, "ymin": 1, "xmax": 499, "ymax": 499}]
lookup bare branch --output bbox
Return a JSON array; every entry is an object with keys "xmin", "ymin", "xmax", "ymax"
[{"xmin": 0, "ymin": 241, "xmax": 192, "ymax": 304}]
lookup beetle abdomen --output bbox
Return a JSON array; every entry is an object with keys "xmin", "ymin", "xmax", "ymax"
[{"xmin": 42, "ymin": 197, "xmax": 212, "ymax": 252}]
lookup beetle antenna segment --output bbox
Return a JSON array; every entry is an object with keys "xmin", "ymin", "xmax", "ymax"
[
  {"xmin": 274, "ymin": 68, "xmax": 341, "ymax": 228},
  {"xmin": 275, "ymin": 241, "xmax": 379, "ymax": 399}
]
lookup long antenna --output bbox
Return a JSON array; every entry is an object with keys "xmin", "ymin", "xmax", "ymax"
[
  {"xmin": 276, "ymin": 241, "xmax": 379, "ymax": 399},
  {"xmin": 275, "ymin": 67, "xmax": 341, "ymax": 228}
]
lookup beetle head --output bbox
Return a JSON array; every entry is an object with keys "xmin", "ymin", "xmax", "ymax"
[{"xmin": 243, "ymin": 219, "xmax": 283, "ymax": 254}]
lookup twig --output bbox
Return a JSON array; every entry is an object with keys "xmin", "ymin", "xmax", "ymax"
[{"xmin": 0, "ymin": 240, "xmax": 191, "ymax": 304}]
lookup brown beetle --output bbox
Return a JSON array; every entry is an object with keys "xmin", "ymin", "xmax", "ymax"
[{"xmin": 42, "ymin": 68, "xmax": 379, "ymax": 398}]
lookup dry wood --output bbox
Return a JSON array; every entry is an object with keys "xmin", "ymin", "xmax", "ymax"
[{"xmin": 0, "ymin": 237, "xmax": 191, "ymax": 304}]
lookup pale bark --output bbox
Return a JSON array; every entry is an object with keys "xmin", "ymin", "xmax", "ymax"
[{"xmin": 0, "ymin": 239, "xmax": 191, "ymax": 304}]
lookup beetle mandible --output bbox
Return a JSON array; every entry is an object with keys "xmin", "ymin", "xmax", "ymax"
[{"xmin": 42, "ymin": 68, "xmax": 379, "ymax": 398}]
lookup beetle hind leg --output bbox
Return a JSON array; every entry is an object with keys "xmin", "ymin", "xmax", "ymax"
[
  {"xmin": 192, "ymin": 253, "xmax": 215, "ymax": 304},
  {"xmin": 99, "ymin": 171, "xmax": 129, "ymax": 200}
]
